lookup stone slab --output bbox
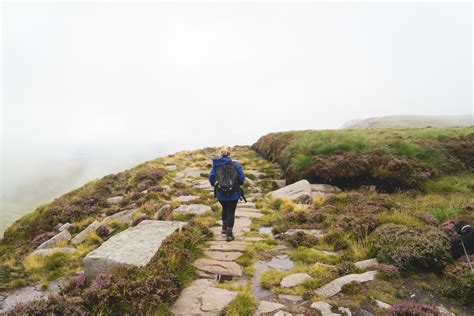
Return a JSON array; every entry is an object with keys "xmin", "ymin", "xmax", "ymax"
[
  {"xmin": 36, "ymin": 230, "xmax": 72, "ymax": 249},
  {"xmin": 204, "ymin": 250, "xmax": 243, "ymax": 261},
  {"xmin": 280, "ymin": 273, "xmax": 311, "ymax": 288},
  {"xmin": 176, "ymin": 195, "xmax": 200, "ymax": 203},
  {"xmin": 173, "ymin": 204, "xmax": 212, "ymax": 215},
  {"xmin": 71, "ymin": 220, "xmax": 101, "ymax": 245},
  {"xmin": 101, "ymin": 208, "xmax": 140, "ymax": 226},
  {"xmin": 193, "ymin": 258, "xmax": 242, "ymax": 277},
  {"xmin": 208, "ymin": 241, "xmax": 246, "ymax": 252},
  {"xmin": 354, "ymin": 258, "xmax": 379, "ymax": 270},
  {"xmin": 235, "ymin": 210, "xmax": 263, "ymax": 218},
  {"xmin": 315, "ymin": 271, "xmax": 377, "ymax": 297},
  {"xmin": 84, "ymin": 220, "xmax": 185, "ymax": 279},
  {"xmin": 255, "ymin": 301, "xmax": 285, "ymax": 315},
  {"xmin": 269, "ymin": 180, "xmax": 312, "ymax": 203}
]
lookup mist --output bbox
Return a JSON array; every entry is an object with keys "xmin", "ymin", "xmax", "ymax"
[{"xmin": 1, "ymin": 2, "xmax": 472, "ymax": 234}]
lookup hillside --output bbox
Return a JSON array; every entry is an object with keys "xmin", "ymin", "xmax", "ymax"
[
  {"xmin": 1, "ymin": 129, "xmax": 473, "ymax": 315},
  {"xmin": 341, "ymin": 115, "xmax": 474, "ymax": 129},
  {"xmin": 253, "ymin": 126, "xmax": 474, "ymax": 191}
]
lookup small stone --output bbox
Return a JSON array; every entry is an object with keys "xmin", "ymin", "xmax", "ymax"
[
  {"xmin": 71, "ymin": 220, "xmax": 101, "ymax": 245},
  {"xmin": 176, "ymin": 195, "xmax": 200, "ymax": 203},
  {"xmin": 36, "ymin": 230, "xmax": 72, "ymax": 249},
  {"xmin": 32, "ymin": 247, "xmax": 77, "ymax": 256},
  {"xmin": 338, "ymin": 307, "xmax": 352, "ymax": 316},
  {"xmin": 107, "ymin": 196, "xmax": 124, "ymax": 205},
  {"xmin": 280, "ymin": 273, "xmax": 311, "ymax": 288},
  {"xmin": 208, "ymin": 241, "xmax": 246, "ymax": 252},
  {"xmin": 314, "ymin": 271, "xmax": 377, "ymax": 297},
  {"xmin": 274, "ymin": 179, "xmax": 287, "ymax": 188},
  {"xmin": 140, "ymin": 189, "xmax": 148, "ymax": 194},
  {"xmin": 101, "ymin": 208, "xmax": 140, "ymax": 226},
  {"xmin": 235, "ymin": 210, "xmax": 263, "ymax": 218},
  {"xmin": 204, "ymin": 250, "xmax": 243, "ymax": 261},
  {"xmin": 164, "ymin": 165, "xmax": 177, "ymax": 170},
  {"xmin": 274, "ymin": 311, "xmax": 293, "ymax": 316},
  {"xmin": 310, "ymin": 184, "xmax": 341, "ymax": 193},
  {"xmin": 278, "ymin": 294, "xmax": 303, "ymax": 303},
  {"xmin": 283, "ymin": 229, "xmax": 323, "ymax": 237},
  {"xmin": 193, "ymin": 259, "xmax": 242, "ymax": 277},
  {"xmin": 310, "ymin": 301, "xmax": 341, "ymax": 316},
  {"xmin": 173, "ymin": 204, "xmax": 212, "ymax": 216},
  {"xmin": 437, "ymin": 305, "xmax": 455, "ymax": 316},
  {"xmin": 255, "ymin": 301, "xmax": 285, "ymax": 315},
  {"xmin": 354, "ymin": 258, "xmax": 379, "ymax": 270},
  {"xmin": 58, "ymin": 223, "xmax": 72, "ymax": 232},
  {"xmin": 374, "ymin": 300, "xmax": 391, "ymax": 309}
]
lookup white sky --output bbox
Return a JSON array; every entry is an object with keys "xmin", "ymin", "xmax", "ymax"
[{"xmin": 0, "ymin": 2, "xmax": 473, "ymax": 229}]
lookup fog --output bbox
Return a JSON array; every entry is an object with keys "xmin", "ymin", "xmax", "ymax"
[{"xmin": 1, "ymin": 2, "xmax": 472, "ymax": 234}]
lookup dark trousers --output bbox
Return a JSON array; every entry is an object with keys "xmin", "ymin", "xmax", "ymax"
[{"xmin": 219, "ymin": 200, "xmax": 238, "ymax": 228}]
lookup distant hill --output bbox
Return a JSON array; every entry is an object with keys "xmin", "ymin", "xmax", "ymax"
[{"xmin": 341, "ymin": 115, "xmax": 474, "ymax": 129}]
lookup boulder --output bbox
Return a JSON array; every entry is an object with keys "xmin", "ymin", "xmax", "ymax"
[
  {"xmin": 173, "ymin": 204, "xmax": 212, "ymax": 216},
  {"xmin": 311, "ymin": 184, "xmax": 341, "ymax": 193},
  {"xmin": 204, "ymin": 250, "xmax": 242, "ymax": 261},
  {"xmin": 176, "ymin": 167, "xmax": 207, "ymax": 179},
  {"xmin": 194, "ymin": 180, "xmax": 214, "ymax": 191},
  {"xmin": 255, "ymin": 301, "xmax": 285, "ymax": 315},
  {"xmin": 193, "ymin": 258, "xmax": 242, "ymax": 277},
  {"xmin": 354, "ymin": 258, "xmax": 378, "ymax": 270},
  {"xmin": 36, "ymin": 230, "xmax": 72, "ymax": 249},
  {"xmin": 71, "ymin": 220, "xmax": 101, "ymax": 245},
  {"xmin": 101, "ymin": 208, "xmax": 139, "ymax": 226},
  {"xmin": 310, "ymin": 301, "xmax": 341, "ymax": 316},
  {"xmin": 164, "ymin": 165, "xmax": 177, "ymax": 171},
  {"xmin": 314, "ymin": 271, "xmax": 377, "ymax": 297},
  {"xmin": 32, "ymin": 247, "xmax": 77, "ymax": 256},
  {"xmin": 58, "ymin": 223, "xmax": 72, "ymax": 232},
  {"xmin": 170, "ymin": 279, "xmax": 237, "ymax": 315},
  {"xmin": 269, "ymin": 180, "xmax": 312, "ymax": 203},
  {"xmin": 280, "ymin": 273, "xmax": 311, "ymax": 288},
  {"xmin": 84, "ymin": 220, "xmax": 185, "ymax": 279},
  {"xmin": 176, "ymin": 195, "xmax": 200, "ymax": 203},
  {"xmin": 107, "ymin": 196, "xmax": 124, "ymax": 205},
  {"xmin": 155, "ymin": 204, "xmax": 171, "ymax": 219}
]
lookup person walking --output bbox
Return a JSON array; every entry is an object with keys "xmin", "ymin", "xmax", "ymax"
[{"xmin": 209, "ymin": 146, "xmax": 245, "ymax": 242}]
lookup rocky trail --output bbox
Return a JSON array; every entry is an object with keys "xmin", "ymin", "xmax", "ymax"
[{"xmin": 0, "ymin": 147, "xmax": 462, "ymax": 315}]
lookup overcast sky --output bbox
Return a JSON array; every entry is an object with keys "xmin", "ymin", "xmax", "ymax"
[{"xmin": 0, "ymin": 2, "xmax": 472, "ymax": 231}]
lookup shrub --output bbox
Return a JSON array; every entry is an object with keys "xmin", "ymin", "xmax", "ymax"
[
  {"xmin": 7, "ymin": 295, "xmax": 87, "ymax": 316},
  {"xmin": 284, "ymin": 231, "xmax": 319, "ymax": 248},
  {"xmin": 372, "ymin": 224, "xmax": 451, "ymax": 271},
  {"xmin": 323, "ymin": 231, "xmax": 350, "ymax": 251},
  {"xmin": 335, "ymin": 262, "xmax": 358, "ymax": 276},
  {"xmin": 373, "ymin": 264, "xmax": 400, "ymax": 280},
  {"xmin": 131, "ymin": 215, "xmax": 151, "ymax": 227},
  {"xmin": 388, "ymin": 301, "xmax": 443, "ymax": 316},
  {"xmin": 442, "ymin": 256, "xmax": 474, "ymax": 305},
  {"xmin": 95, "ymin": 225, "xmax": 109, "ymax": 238},
  {"xmin": 335, "ymin": 213, "xmax": 380, "ymax": 238}
]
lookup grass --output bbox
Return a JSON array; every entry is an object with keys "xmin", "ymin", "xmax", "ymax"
[
  {"xmin": 224, "ymin": 282, "xmax": 257, "ymax": 316},
  {"xmin": 290, "ymin": 247, "xmax": 340, "ymax": 265}
]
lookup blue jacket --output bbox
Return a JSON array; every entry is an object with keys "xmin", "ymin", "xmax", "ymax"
[{"xmin": 209, "ymin": 156, "xmax": 245, "ymax": 201}]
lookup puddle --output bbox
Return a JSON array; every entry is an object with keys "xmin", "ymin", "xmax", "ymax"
[
  {"xmin": 251, "ymin": 254, "xmax": 295, "ymax": 301},
  {"xmin": 258, "ymin": 227, "xmax": 274, "ymax": 236}
]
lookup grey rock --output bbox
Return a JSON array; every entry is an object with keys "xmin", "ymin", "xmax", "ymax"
[
  {"xmin": 255, "ymin": 301, "xmax": 285, "ymax": 315},
  {"xmin": 164, "ymin": 165, "xmax": 177, "ymax": 170},
  {"xmin": 204, "ymin": 250, "xmax": 242, "ymax": 261},
  {"xmin": 278, "ymin": 294, "xmax": 303, "ymax": 303},
  {"xmin": 246, "ymin": 170, "xmax": 264, "ymax": 178},
  {"xmin": 310, "ymin": 301, "xmax": 341, "ymax": 316},
  {"xmin": 283, "ymin": 229, "xmax": 324, "ymax": 237},
  {"xmin": 36, "ymin": 230, "xmax": 72, "ymax": 249},
  {"xmin": 107, "ymin": 196, "xmax": 124, "ymax": 205},
  {"xmin": 314, "ymin": 271, "xmax": 377, "ymax": 297},
  {"xmin": 170, "ymin": 279, "xmax": 237, "ymax": 315},
  {"xmin": 274, "ymin": 311, "xmax": 293, "ymax": 316},
  {"xmin": 194, "ymin": 179, "xmax": 214, "ymax": 191},
  {"xmin": 58, "ymin": 223, "xmax": 72, "ymax": 232},
  {"xmin": 235, "ymin": 210, "xmax": 263, "ymax": 218},
  {"xmin": 101, "ymin": 208, "xmax": 140, "ymax": 226},
  {"xmin": 155, "ymin": 204, "xmax": 171, "ymax": 219},
  {"xmin": 237, "ymin": 202, "xmax": 256, "ymax": 209},
  {"xmin": 311, "ymin": 184, "xmax": 341, "ymax": 193},
  {"xmin": 176, "ymin": 167, "xmax": 207, "ymax": 179},
  {"xmin": 280, "ymin": 273, "xmax": 311, "ymax": 288},
  {"xmin": 437, "ymin": 305, "xmax": 455, "ymax": 316},
  {"xmin": 354, "ymin": 258, "xmax": 379, "ymax": 270},
  {"xmin": 374, "ymin": 299, "xmax": 391, "ymax": 309},
  {"xmin": 208, "ymin": 241, "xmax": 247, "ymax": 252},
  {"xmin": 274, "ymin": 179, "xmax": 287, "ymax": 188},
  {"xmin": 193, "ymin": 258, "xmax": 243, "ymax": 277},
  {"xmin": 71, "ymin": 220, "xmax": 101, "ymax": 245},
  {"xmin": 269, "ymin": 180, "xmax": 312, "ymax": 203},
  {"xmin": 173, "ymin": 204, "xmax": 212, "ymax": 216},
  {"xmin": 32, "ymin": 247, "xmax": 77, "ymax": 256},
  {"xmin": 176, "ymin": 195, "xmax": 200, "ymax": 203},
  {"xmin": 84, "ymin": 220, "xmax": 185, "ymax": 279},
  {"xmin": 338, "ymin": 307, "xmax": 352, "ymax": 316}
]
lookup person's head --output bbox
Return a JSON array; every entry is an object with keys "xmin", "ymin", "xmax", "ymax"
[{"xmin": 220, "ymin": 146, "xmax": 231, "ymax": 157}]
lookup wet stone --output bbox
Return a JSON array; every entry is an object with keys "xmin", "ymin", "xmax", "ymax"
[
  {"xmin": 193, "ymin": 258, "xmax": 243, "ymax": 277},
  {"xmin": 255, "ymin": 301, "xmax": 285, "ymax": 315},
  {"xmin": 314, "ymin": 271, "xmax": 377, "ymax": 297}
]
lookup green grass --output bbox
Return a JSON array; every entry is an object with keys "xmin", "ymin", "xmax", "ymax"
[
  {"xmin": 224, "ymin": 283, "xmax": 257, "ymax": 316},
  {"xmin": 289, "ymin": 247, "xmax": 340, "ymax": 265}
]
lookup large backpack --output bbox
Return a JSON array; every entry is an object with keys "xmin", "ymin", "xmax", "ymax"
[{"xmin": 215, "ymin": 162, "xmax": 240, "ymax": 196}]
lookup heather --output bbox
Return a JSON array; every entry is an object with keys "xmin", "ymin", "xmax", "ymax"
[{"xmin": 253, "ymin": 127, "xmax": 474, "ymax": 191}]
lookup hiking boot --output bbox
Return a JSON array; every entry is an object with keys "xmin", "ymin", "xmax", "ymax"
[
  {"xmin": 221, "ymin": 221, "xmax": 227, "ymax": 235},
  {"xmin": 226, "ymin": 228, "xmax": 235, "ymax": 242}
]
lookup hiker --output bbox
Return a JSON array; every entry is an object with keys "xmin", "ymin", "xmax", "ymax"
[{"xmin": 209, "ymin": 146, "xmax": 245, "ymax": 242}]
